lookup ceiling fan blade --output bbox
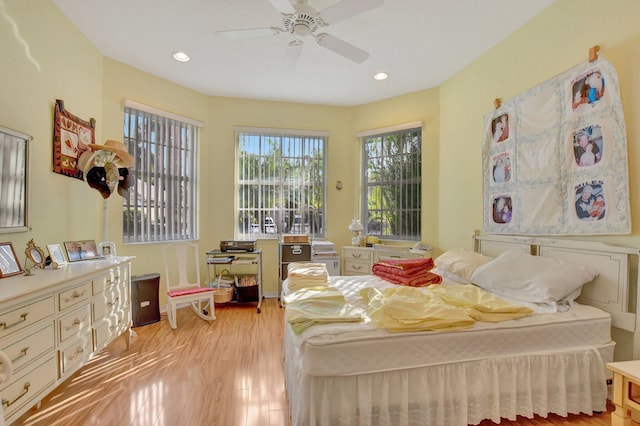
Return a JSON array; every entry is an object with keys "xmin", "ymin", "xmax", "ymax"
[
  {"xmin": 216, "ymin": 27, "xmax": 281, "ymax": 40},
  {"xmin": 267, "ymin": 0, "xmax": 296, "ymax": 14},
  {"xmin": 316, "ymin": 33, "xmax": 369, "ymax": 63},
  {"xmin": 281, "ymin": 40, "xmax": 303, "ymax": 72},
  {"xmin": 318, "ymin": 0, "xmax": 384, "ymax": 25}
]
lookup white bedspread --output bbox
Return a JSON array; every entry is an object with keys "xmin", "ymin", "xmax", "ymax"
[{"xmin": 283, "ymin": 274, "xmax": 613, "ymax": 426}]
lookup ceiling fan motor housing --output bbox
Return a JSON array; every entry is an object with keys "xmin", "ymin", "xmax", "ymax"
[{"xmin": 283, "ymin": 4, "xmax": 321, "ymax": 37}]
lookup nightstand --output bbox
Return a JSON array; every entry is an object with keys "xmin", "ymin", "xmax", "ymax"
[
  {"xmin": 607, "ymin": 360, "xmax": 640, "ymax": 425},
  {"xmin": 341, "ymin": 246, "xmax": 373, "ymax": 275}
]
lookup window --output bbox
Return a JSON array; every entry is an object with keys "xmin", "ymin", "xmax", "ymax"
[
  {"xmin": 236, "ymin": 127, "xmax": 327, "ymax": 239},
  {"xmin": 360, "ymin": 123, "xmax": 422, "ymax": 241},
  {"xmin": 122, "ymin": 101, "xmax": 201, "ymax": 243}
]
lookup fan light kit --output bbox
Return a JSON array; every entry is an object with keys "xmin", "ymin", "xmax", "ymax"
[
  {"xmin": 216, "ymin": 0, "xmax": 384, "ymax": 65},
  {"xmin": 172, "ymin": 51, "xmax": 190, "ymax": 62}
]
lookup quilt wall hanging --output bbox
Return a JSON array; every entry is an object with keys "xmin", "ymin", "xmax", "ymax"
[
  {"xmin": 52, "ymin": 99, "xmax": 96, "ymax": 180},
  {"xmin": 52, "ymin": 99, "xmax": 134, "ymax": 199},
  {"xmin": 482, "ymin": 57, "xmax": 630, "ymax": 236}
]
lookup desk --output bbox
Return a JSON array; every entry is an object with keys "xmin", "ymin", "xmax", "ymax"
[
  {"xmin": 607, "ymin": 360, "xmax": 640, "ymax": 425},
  {"xmin": 206, "ymin": 249, "xmax": 262, "ymax": 313}
]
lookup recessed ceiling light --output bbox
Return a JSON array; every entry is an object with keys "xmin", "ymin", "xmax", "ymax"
[
  {"xmin": 172, "ymin": 51, "xmax": 190, "ymax": 62},
  {"xmin": 374, "ymin": 72, "xmax": 388, "ymax": 81}
]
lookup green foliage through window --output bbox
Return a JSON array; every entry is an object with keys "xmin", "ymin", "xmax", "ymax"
[
  {"xmin": 236, "ymin": 130, "xmax": 326, "ymax": 239},
  {"xmin": 362, "ymin": 127, "xmax": 421, "ymax": 241}
]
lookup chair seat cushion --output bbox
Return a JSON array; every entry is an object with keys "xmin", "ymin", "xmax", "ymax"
[{"xmin": 168, "ymin": 287, "xmax": 215, "ymax": 297}]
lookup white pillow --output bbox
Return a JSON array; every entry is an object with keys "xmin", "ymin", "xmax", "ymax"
[
  {"xmin": 434, "ymin": 248, "xmax": 493, "ymax": 283},
  {"xmin": 470, "ymin": 250, "xmax": 598, "ymax": 304}
]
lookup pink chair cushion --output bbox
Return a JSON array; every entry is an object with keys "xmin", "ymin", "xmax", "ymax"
[{"xmin": 168, "ymin": 287, "xmax": 215, "ymax": 297}]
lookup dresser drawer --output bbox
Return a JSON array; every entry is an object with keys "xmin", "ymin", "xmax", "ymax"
[
  {"xmin": 0, "ymin": 355, "xmax": 57, "ymax": 420},
  {"xmin": 58, "ymin": 282, "xmax": 92, "ymax": 311},
  {"xmin": 92, "ymin": 288, "xmax": 121, "ymax": 322},
  {"xmin": 343, "ymin": 261, "xmax": 371, "ymax": 275},
  {"xmin": 0, "ymin": 322, "xmax": 55, "ymax": 373},
  {"xmin": 92, "ymin": 268, "xmax": 123, "ymax": 295},
  {"xmin": 93, "ymin": 308, "xmax": 130, "ymax": 351},
  {"xmin": 343, "ymin": 247, "xmax": 373, "ymax": 262},
  {"xmin": 58, "ymin": 305, "xmax": 91, "ymax": 343},
  {"xmin": 59, "ymin": 331, "xmax": 92, "ymax": 375},
  {"xmin": 0, "ymin": 297, "xmax": 54, "ymax": 340}
]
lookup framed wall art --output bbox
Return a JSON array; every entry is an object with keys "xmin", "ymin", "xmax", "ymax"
[
  {"xmin": 0, "ymin": 242, "xmax": 22, "ymax": 278},
  {"xmin": 52, "ymin": 99, "xmax": 96, "ymax": 180},
  {"xmin": 64, "ymin": 240, "xmax": 98, "ymax": 262}
]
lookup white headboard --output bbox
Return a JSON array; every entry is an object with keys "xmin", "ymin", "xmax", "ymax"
[{"xmin": 473, "ymin": 233, "xmax": 640, "ymax": 359}]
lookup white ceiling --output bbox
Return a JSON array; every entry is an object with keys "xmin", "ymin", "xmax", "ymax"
[{"xmin": 51, "ymin": 0, "xmax": 555, "ymax": 107}]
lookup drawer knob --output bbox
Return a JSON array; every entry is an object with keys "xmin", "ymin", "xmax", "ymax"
[
  {"xmin": 2, "ymin": 382, "xmax": 30, "ymax": 407},
  {"xmin": 0, "ymin": 313, "xmax": 28, "ymax": 330},
  {"xmin": 292, "ymin": 248, "xmax": 302, "ymax": 255},
  {"xmin": 352, "ymin": 253, "xmax": 362, "ymax": 258},
  {"xmin": 353, "ymin": 265, "xmax": 362, "ymax": 270}
]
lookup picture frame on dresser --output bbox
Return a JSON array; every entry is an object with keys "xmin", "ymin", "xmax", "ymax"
[
  {"xmin": 98, "ymin": 241, "xmax": 116, "ymax": 258},
  {"xmin": 64, "ymin": 239, "xmax": 98, "ymax": 262},
  {"xmin": 47, "ymin": 243, "xmax": 67, "ymax": 267},
  {"xmin": 0, "ymin": 241, "xmax": 22, "ymax": 278}
]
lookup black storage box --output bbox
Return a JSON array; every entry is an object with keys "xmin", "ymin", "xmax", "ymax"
[
  {"xmin": 131, "ymin": 273, "xmax": 161, "ymax": 327},
  {"xmin": 235, "ymin": 284, "xmax": 259, "ymax": 302}
]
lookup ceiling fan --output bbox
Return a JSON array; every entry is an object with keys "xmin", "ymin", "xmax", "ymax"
[{"xmin": 216, "ymin": 0, "xmax": 384, "ymax": 64}]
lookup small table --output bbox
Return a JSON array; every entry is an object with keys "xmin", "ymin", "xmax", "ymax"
[{"xmin": 607, "ymin": 360, "xmax": 640, "ymax": 425}]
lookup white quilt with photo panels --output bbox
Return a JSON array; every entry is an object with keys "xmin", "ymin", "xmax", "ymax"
[{"xmin": 482, "ymin": 57, "xmax": 630, "ymax": 235}]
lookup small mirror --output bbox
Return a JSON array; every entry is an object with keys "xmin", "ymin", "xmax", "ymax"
[
  {"xmin": 25, "ymin": 239, "xmax": 45, "ymax": 269},
  {"xmin": 0, "ymin": 126, "xmax": 30, "ymax": 233}
]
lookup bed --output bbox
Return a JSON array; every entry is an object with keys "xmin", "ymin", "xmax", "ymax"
[{"xmin": 282, "ymin": 234, "xmax": 640, "ymax": 426}]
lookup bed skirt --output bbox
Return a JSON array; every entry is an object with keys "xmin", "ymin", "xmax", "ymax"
[{"xmin": 285, "ymin": 343, "xmax": 614, "ymax": 426}]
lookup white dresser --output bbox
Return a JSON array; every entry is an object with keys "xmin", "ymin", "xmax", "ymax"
[
  {"xmin": 0, "ymin": 257, "xmax": 132, "ymax": 424},
  {"xmin": 341, "ymin": 245, "xmax": 432, "ymax": 276}
]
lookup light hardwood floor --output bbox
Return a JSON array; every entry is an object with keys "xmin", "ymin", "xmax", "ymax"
[{"xmin": 15, "ymin": 298, "xmax": 614, "ymax": 426}]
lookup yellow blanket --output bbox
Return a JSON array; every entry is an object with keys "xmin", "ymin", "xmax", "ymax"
[
  {"xmin": 284, "ymin": 286, "xmax": 365, "ymax": 335},
  {"xmin": 360, "ymin": 284, "xmax": 533, "ymax": 332},
  {"xmin": 287, "ymin": 262, "xmax": 330, "ymax": 290}
]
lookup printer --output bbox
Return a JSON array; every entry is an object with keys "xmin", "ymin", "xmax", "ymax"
[{"xmin": 219, "ymin": 240, "xmax": 257, "ymax": 252}]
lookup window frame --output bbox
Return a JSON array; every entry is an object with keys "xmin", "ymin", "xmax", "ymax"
[
  {"xmin": 359, "ymin": 123, "xmax": 422, "ymax": 242},
  {"xmin": 122, "ymin": 101, "xmax": 201, "ymax": 244},
  {"xmin": 235, "ymin": 127, "xmax": 328, "ymax": 240}
]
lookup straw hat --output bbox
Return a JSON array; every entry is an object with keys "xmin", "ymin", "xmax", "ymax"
[{"xmin": 87, "ymin": 140, "xmax": 134, "ymax": 167}]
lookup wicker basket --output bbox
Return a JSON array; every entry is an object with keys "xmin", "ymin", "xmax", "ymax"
[{"xmin": 212, "ymin": 269, "xmax": 235, "ymax": 304}]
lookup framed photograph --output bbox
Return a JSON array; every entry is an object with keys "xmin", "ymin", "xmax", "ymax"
[
  {"xmin": 47, "ymin": 244, "xmax": 68, "ymax": 267},
  {"xmin": 64, "ymin": 240, "xmax": 99, "ymax": 262},
  {"xmin": 98, "ymin": 241, "xmax": 116, "ymax": 258},
  {"xmin": 0, "ymin": 242, "xmax": 23, "ymax": 278}
]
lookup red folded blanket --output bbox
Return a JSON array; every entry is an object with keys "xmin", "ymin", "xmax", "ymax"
[
  {"xmin": 373, "ymin": 257, "xmax": 434, "ymax": 273},
  {"xmin": 372, "ymin": 258, "xmax": 442, "ymax": 287},
  {"xmin": 373, "ymin": 268, "xmax": 442, "ymax": 287}
]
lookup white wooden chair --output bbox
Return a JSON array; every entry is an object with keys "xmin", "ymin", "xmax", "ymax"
[{"xmin": 162, "ymin": 242, "xmax": 215, "ymax": 329}]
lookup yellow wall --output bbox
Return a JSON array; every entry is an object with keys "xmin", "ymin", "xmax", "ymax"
[
  {"xmin": 0, "ymin": 0, "xmax": 104, "ymax": 256},
  {"xmin": 2, "ymin": 0, "xmax": 640, "ymax": 312},
  {"xmin": 438, "ymin": 0, "xmax": 640, "ymax": 251}
]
